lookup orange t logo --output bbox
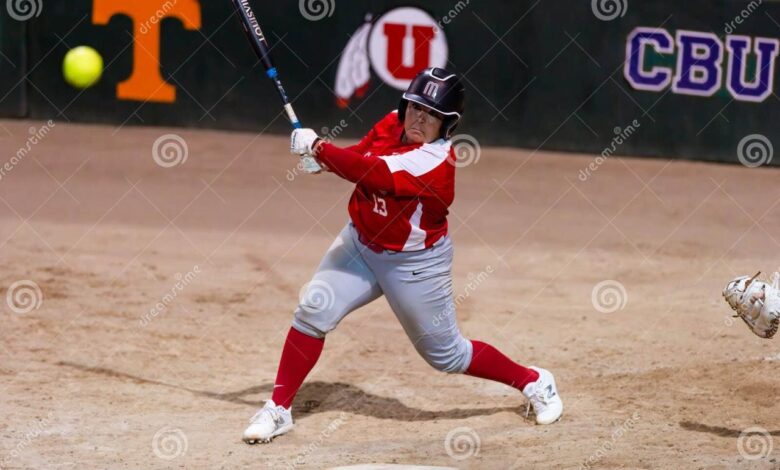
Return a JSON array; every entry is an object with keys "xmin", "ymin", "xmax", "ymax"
[{"xmin": 93, "ymin": 0, "xmax": 201, "ymax": 103}]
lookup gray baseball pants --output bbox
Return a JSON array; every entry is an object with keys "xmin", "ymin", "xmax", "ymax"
[{"xmin": 292, "ymin": 223, "xmax": 473, "ymax": 373}]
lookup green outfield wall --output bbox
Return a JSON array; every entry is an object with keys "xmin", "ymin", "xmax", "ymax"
[{"xmin": 1, "ymin": 0, "xmax": 779, "ymax": 166}]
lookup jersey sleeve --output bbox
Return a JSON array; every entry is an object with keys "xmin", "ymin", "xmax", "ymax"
[
  {"xmin": 379, "ymin": 140, "xmax": 453, "ymax": 198},
  {"xmin": 316, "ymin": 143, "xmax": 395, "ymax": 193}
]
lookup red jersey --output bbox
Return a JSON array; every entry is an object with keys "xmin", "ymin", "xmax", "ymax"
[{"xmin": 316, "ymin": 111, "xmax": 456, "ymax": 252}]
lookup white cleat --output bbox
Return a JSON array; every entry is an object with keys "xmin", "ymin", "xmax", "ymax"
[
  {"xmin": 242, "ymin": 399, "xmax": 294, "ymax": 444},
  {"xmin": 523, "ymin": 366, "xmax": 563, "ymax": 425}
]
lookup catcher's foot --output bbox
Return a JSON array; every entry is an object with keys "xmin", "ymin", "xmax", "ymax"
[
  {"xmin": 523, "ymin": 366, "xmax": 563, "ymax": 425},
  {"xmin": 242, "ymin": 399, "xmax": 293, "ymax": 444}
]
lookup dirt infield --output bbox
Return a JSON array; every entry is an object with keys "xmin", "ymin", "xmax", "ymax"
[{"xmin": 0, "ymin": 120, "xmax": 779, "ymax": 469}]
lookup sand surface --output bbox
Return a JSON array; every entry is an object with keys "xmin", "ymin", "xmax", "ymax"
[{"xmin": 0, "ymin": 120, "xmax": 778, "ymax": 469}]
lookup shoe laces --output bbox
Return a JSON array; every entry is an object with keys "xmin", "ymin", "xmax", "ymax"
[
  {"xmin": 525, "ymin": 382, "xmax": 552, "ymax": 417},
  {"xmin": 250, "ymin": 405, "xmax": 281, "ymax": 425}
]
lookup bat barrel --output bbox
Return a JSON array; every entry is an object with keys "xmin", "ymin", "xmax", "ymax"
[{"xmin": 232, "ymin": 0, "xmax": 275, "ymax": 71}]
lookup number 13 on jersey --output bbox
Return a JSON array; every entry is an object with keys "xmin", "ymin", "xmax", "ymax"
[{"xmin": 372, "ymin": 194, "xmax": 388, "ymax": 217}]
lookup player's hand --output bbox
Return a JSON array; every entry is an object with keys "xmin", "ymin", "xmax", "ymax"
[{"xmin": 291, "ymin": 128, "xmax": 319, "ymax": 156}]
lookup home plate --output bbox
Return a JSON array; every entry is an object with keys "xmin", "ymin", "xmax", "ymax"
[{"xmin": 328, "ymin": 465, "xmax": 456, "ymax": 470}]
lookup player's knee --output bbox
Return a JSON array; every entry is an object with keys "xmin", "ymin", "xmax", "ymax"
[
  {"xmin": 419, "ymin": 336, "xmax": 473, "ymax": 374},
  {"xmin": 292, "ymin": 304, "xmax": 338, "ymax": 339}
]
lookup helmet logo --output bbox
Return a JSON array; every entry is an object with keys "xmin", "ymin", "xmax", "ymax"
[{"xmin": 423, "ymin": 81, "xmax": 439, "ymax": 98}]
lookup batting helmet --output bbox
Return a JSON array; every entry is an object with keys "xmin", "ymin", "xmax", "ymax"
[{"xmin": 398, "ymin": 67, "xmax": 465, "ymax": 139}]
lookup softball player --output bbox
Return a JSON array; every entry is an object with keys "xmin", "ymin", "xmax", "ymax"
[{"xmin": 243, "ymin": 68, "xmax": 563, "ymax": 444}]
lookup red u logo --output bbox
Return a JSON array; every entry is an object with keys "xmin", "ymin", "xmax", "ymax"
[{"xmin": 382, "ymin": 23, "xmax": 435, "ymax": 80}]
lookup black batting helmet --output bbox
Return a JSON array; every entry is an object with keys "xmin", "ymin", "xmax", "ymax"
[{"xmin": 398, "ymin": 67, "xmax": 465, "ymax": 139}]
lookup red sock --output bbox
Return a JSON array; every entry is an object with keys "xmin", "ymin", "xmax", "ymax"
[
  {"xmin": 271, "ymin": 327, "xmax": 324, "ymax": 409},
  {"xmin": 465, "ymin": 340, "xmax": 539, "ymax": 391}
]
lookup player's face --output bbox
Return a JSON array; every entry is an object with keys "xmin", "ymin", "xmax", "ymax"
[{"xmin": 404, "ymin": 102, "xmax": 443, "ymax": 144}]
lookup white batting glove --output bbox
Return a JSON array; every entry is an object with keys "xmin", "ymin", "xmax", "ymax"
[{"xmin": 290, "ymin": 128, "xmax": 319, "ymax": 156}]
